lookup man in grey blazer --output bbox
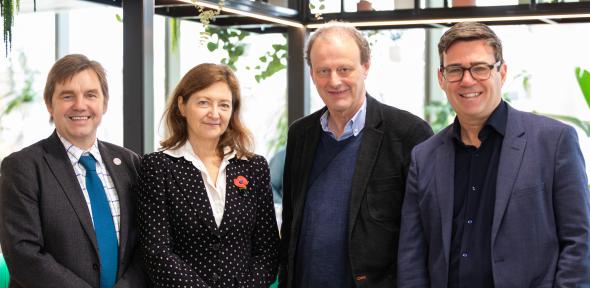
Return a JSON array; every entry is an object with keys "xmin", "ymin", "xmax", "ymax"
[
  {"xmin": 279, "ymin": 21, "xmax": 433, "ymax": 288},
  {"xmin": 0, "ymin": 54, "xmax": 147, "ymax": 287},
  {"xmin": 397, "ymin": 22, "xmax": 590, "ymax": 287}
]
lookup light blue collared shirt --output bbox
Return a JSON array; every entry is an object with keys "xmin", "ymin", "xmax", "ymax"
[{"xmin": 320, "ymin": 97, "xmax": 367, "ymax": 141}]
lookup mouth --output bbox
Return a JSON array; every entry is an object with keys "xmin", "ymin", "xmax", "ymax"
[
  {"xmin": 69, "ymin": 116, "xmax": 91, "ymax": 121},
  {"xmin": 328, "ymin": 89, "xmax": 349, "ymax": 97},
  {"xmin": 459, "ymin": 92, "xmax": 482, "ymax": 98}
]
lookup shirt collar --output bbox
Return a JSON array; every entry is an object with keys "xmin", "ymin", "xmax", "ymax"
[
  {"xmin": 452, "ymin": 100, "xmax": 508, "ymax": 144},
  {"xmin": 57, "ymin": 131, "xmax": 102, "ymax": 165},
  {"xmin": 320, "ymin": 96, "xmax": 367, "ymax": 140},
  {"xmin": 163, "ymin": 141, "xmax": 237, "ymax": 170}
]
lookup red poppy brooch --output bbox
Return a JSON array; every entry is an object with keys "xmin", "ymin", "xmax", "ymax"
[{"xmin": 233, "ymin": 175, "xmax": 249, "ymax": 190}]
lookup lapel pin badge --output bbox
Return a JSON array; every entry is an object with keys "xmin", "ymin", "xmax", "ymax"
[
  {"xmin": 113, "ymin": 158, "xmax": 122, "ymax": 166},
  {"xmin": 233, "ymin": 175, "xmax": 249, "ymax": 195}
]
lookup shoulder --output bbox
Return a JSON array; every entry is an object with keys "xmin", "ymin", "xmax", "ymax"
[
  {"xmin": 141, "ymin": 151, "xmax": 174, "ymax": 167},
  {"xmin": 412, "ymin": 125, "xmax": 451, "ymax": 158},
  {"xmin": 99, "ymin": 140, "xmax": 140, "ymax": 164},
  {"xmin": 380, "ymin": 102, "xmax": 429, "ymax": 128},
  {"xmin": 372, "ymin": 101, "xmax": 433, "ymax": 142},
  {"xmin": 1, "ymin": 139, "xmax": 47, "ymax": 170},
  {"xmin": 288, "ymin": 108, "xmax": 324, "ymax": 135},
  {"xmin": 510, "ymin": 106, "xmax": 575, "ymax": 139},
  {"xmin": 236, "ymin": 154, "xmax": 269, "ymax": 170}
]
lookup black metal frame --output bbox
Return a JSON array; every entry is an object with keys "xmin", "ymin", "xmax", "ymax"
[{"xmin": 82, "ymin": 0, "xmax": 590, "ymax": 153}]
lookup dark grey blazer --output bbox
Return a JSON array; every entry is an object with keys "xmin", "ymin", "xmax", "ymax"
[
  {"xmin": 279, "ymin": 95, "xmax": 434, "ymax": 288},
  {"xmin": 0, "ymin": 131, "xmax": 148, "ymax": 288},
  {"xmin": 397, "ymin": 105, "xmax": 590, "ymax": 287}
]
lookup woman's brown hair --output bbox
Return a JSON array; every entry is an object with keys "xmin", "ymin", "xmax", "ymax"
[{"xmin": 160, "ymin": 63, "xmax": 253, "ymax": 159}]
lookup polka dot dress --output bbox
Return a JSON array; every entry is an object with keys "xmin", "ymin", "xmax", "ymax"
[{"xmin": 137, "ymin": 152, "xmax": 280, "ymax": 287}]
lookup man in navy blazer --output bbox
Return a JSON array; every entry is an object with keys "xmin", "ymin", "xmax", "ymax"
[
  {"xmin": 279, "ymin": 21, "xmax": 433, "ymax": 288},
  {"xmin": 0, "ymin": 54, "xmax": 147, "ymax": 287},
  {"xmin": 397, "ymin": 22, "xmax": 590, "ymax": 287}
]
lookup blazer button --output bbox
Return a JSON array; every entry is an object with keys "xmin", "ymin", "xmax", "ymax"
[
  {"xmin": 92, "ymin": 263, "xmax": 99, "ymax": 271},
  {"xmin": 212, "ymin": 243, "xmax": 220, "ymax": 251}
]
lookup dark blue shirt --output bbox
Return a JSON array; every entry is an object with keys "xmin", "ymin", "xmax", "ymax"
[{"xmin": 448, "ymin": 101, "xmax": 507, "ymax": 288}]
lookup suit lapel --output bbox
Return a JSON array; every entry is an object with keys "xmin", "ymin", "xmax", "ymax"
[
  {"xmin": 170, "ymin": 158, "xmax": 219, "ymax": 235},
  {"xmin": 492, "ymin": 107, "xmax": 526, "ymax": 245},
  {"xmin": 435, "ymin": 127, "xmax": 455, "ymax": 266},
  {"xmin": 42, "ymin": 131, "xmax": 98, "ymax": 252},
  {"xmin": 292, "ymin": 117, "xmax": 322, "ymax": 228},
  {"xmin": 348, "ymin": 96, "xmax": 383, "ymax": 237},
  {"xmin": 98, "ymin": 142, "xmax": 131, "ymax": 264}
]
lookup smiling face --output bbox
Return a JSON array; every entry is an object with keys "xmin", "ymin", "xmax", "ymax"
[
  {"xmin": 179, "ymin": 81, "xmax": 233, "ymax": 145},
  {"xmin": 309, "ymin": 32, "xmax": 370, "ymax": 120},
  {"xmin": 46, "ymin": 69, "xmax": 107, "ymax": 150},
  {"xmin": 438, "ymin": 39, "xmax": 507, "ymax": 125}
]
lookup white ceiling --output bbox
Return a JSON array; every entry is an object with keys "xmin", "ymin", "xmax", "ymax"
[{"xmin": 16, "ymin": 0, "xmax": 105, "ymax": 13}]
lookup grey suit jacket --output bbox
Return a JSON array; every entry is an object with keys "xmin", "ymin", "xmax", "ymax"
[
  {"xmin": 0, "ymin": 131, "xmax": 148, "ymax": 288},
  {"xmin": 279, "ymin": 95, "xmax": 433, "ymax": 288},
  {"xmin": 398, "ymin": 105, "xmax": 590, "ymax": 288}
]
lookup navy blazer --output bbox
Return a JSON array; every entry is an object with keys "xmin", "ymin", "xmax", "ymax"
[
  {"xmin": 138, "ymin": 151, "xmax": 279, "ymax": 288},
  {"xmin": 0, "ymin": 131, "xmax": 147, "ymax": 288},
  {"xmin": 279, "ymin": 95, "xmax": 433, "ymax": 288},
  {"xmin": 398, "ymin": 105, "xmax": 590, "ymax": 288}
]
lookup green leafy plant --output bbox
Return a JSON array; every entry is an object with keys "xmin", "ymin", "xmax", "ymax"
[
  {"xmin": 0, "ymin": 51, "xmax": 38, "ymax": 126},
  {"xmin": 424, "ymin": 99, "xmax": 455, "ymax": 133},
  {"xmin": 538, "ymin": 67, "xmax": 590, "ymax": 137},
  {"xmin": 267, "ymin": 108, "xmax": 288, "ymax": 155},
  {"xmin": 249, "ymin": 41, "xmax": 287, "ymax": 83},
  {"xmin": 205, "ymin": 26, "xmax": 287, "ymax": 82},
  {"xmin": 205, "ymin": 26, "xmax": 249, "ymax": 71},
  {"xmin": 576, "ymin": 67, "xmax": 590, "ymax": 111}
]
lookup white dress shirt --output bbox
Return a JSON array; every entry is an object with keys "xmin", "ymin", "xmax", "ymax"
[{"xmin": 58, "ymin": 133, "xmax": 121, "ymax": 242}]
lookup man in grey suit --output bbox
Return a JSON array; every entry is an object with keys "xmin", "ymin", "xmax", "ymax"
[
  {"xmin": 397, "ymin": 22, "xmax": 590, "ymax": 287},
  {"xmin": 0, "ymin": 54, "xmax": 147, "ymax": 287},
  {"xmin": 279, "ymin": 21, "xmax": 433, "ymax": 288}
]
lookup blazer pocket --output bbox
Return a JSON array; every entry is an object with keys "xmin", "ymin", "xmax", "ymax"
[
  {"xmin": 366, "ymin": 175, "xmax": 403, "ymax": 222},
  {"xmin": 512, "ymin": 183, "xmax": 544, "ymax": 200}
]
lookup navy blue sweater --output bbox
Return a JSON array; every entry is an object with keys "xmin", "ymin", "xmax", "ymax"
[{"xmin": 294, "ymin": 131, "xmax": 363, "ymax": 288}]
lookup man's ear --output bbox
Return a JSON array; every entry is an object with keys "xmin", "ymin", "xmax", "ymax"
[
  {"xmin": 437, "ymin": 68, "xmax": 445, "ymax": 89},
  {"xmin": 362, "ymin": 60, "xmax": 371, "ymax": 79},
  {"xmin": 499, "ymin": 63, "xmax": 508, "ymax": 85}
]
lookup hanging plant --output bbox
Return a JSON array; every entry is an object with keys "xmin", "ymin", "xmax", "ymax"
[
  {"xmin": 1, "ymin": 0, "xmax": 36, "ymax": 55},
  {"xmin": 191, "ymin": 0, "xmax": 224, "ymax": 43},
  {"xmin": 309, "ymin": 0, "xmax": 325, "ymax": 20}
]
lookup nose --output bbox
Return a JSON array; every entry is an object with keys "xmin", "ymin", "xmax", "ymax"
[
  {"xmin": 328, "ymin": 71, "xmax": 343, "ymax": 86},
  {"xmin": 72, "ymin": 95, "xmax": 85, "ymax": 109},
  {"xmin": 460, "ymin": 69, "xmax": 477, "ymax": 86},
  {"xmin": 208, "ymin": 105, "xmax": 220, "ymax": 118}
]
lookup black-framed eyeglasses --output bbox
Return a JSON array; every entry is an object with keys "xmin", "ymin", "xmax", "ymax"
[{"xmin": 440, "ymin": 61, "xmax": 502, "ymax": 83}]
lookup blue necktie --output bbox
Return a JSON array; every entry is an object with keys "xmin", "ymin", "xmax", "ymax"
[{"xmin": 79, "ymin": 155, "xmax": 118, "ymax": 288}]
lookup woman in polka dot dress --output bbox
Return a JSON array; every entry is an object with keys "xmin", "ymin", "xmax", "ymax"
[{"xmin": 137, "ymin": 63, "xmax": 280, "ymax": 287}]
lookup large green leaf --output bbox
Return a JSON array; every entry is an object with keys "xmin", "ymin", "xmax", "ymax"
[
  {"xmin": 539, "ymin": 112, "xmax": 590, "ymax": 137},
  {"xmin": 575, "ymin": 67, "xmax": 590, "ymax": 110}
]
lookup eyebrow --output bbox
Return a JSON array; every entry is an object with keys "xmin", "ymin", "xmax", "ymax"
[
  {"xmin": 445, "ymin": 61, "xmax": 491, "ymax": 67},
  {"xmin": 58, "ymin": 89, "xmax": 100, "ymax": 96}
]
